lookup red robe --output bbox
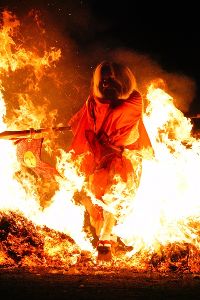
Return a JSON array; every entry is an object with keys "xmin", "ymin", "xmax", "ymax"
[{"xmin": 68, "ymin": 90, "xmax": 152, "ymax": 199}]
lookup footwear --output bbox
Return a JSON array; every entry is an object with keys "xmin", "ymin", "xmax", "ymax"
[
  {"xmin": 97, "ymin": 240, "xmax": 112, "ymax": 261},
  {"xmin": 115, "ymin": 238, "xmax": 133, "ymax": 253}
]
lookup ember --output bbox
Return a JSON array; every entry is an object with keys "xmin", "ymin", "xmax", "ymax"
[
  {"xmin": 1, "ymin": 211, "xmax": 200, "ymax": 274},
  {"xmin": 0, "ymin": 10, "xmax": 200, "ymax": 273},
  {"xmin": 0, "ymin": 210, "xmax": 80, "ymax": 268}
]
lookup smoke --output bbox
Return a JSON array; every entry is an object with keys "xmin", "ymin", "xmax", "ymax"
[{"xmin": 110, "ymin": 49, "xmax": 196, "ymax": 113}]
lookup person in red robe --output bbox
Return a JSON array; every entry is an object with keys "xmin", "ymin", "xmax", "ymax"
[{"xmin": 68, "ymin": 61, "xmax": 152, "ymax": 259}]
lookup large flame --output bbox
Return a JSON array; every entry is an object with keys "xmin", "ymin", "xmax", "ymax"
[
  {"xmin": 114, "ymin": 85, "xmax": 200, "ymax": 255},
  {"xmin": 0, "ymin": 10, "xmax": 92, "ymax": 255},
  {"xmin": 0, "ymin": 10, "xmax": 200, "ymax": 270}
]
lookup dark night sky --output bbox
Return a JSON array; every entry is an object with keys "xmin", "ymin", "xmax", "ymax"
[{"xmin": 0, "ymin": 0, "xmax": 200, "ymax": 116}]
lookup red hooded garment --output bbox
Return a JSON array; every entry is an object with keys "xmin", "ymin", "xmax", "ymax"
[{"xmin": 68, "ymin": 90, "xmax": 152, "ymax": 199}]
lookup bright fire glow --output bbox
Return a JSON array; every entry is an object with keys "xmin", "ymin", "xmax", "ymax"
[
  {"xmin": 114, "ymin": 85, "xmax": 200, "ymax": 255},
  {"xmin": 0, "ymin": 10, "xmax": 200, "ymax": 267}
]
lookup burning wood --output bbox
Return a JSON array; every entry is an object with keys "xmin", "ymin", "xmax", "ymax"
[
  {"xmin": 1, "ymin": 211, "xmax": 200, "ymax": 273},
  {"xmin": 0, "ymin": 211, "xmax": 80, "ymax": 268}
]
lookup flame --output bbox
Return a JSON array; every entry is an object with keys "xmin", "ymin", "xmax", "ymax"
[
  {"xmin": 0, "ymin": 10, "xmax": 92, "ymax": 259},
  {"xmin": 114, "ymin": 84, "xmax": 200, "ymax": 256},
  {"xmin": 0, "ymin": 10, "xmax": 200, "ymax": 271}
]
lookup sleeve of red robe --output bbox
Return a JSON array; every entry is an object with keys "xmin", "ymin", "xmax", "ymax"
[{"xmin": 67, "ymin": 104, "xmax": 91, "ymax": 154}]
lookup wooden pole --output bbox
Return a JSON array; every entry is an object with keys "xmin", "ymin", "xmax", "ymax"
[
  {"xmin": 0, "ymin": 126, "xmax": 71, "ymax": 140},
  {"xmin": 188, "ymin": 114, "xmax": 200, "ymax": 119}
]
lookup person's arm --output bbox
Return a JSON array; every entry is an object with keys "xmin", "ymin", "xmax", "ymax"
[{"xmin": 68, "ymin": 104, "xmax": 86, "ymax": 134}]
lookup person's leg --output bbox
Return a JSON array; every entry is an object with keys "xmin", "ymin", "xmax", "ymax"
[
  {"xmin": 73, "ymin": 189, "xmax": 104, "ymax": 237},
  {"xmin": 99, "ymin": 210, "xmax": 116, "ymax": 241},
  {"xmin": 79, "ymin": 194, "xmax": 104, "ymax": 237},
  {"xmin": 87, "ymin": 166, "xmax": 117, "ymax": 259}
]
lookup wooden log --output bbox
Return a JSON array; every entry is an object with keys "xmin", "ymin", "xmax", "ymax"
[{"xmin": 0, "ymin": 126, "xmax": 71, "ymax": 140}]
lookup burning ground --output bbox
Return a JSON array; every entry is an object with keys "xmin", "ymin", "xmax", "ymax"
[
  {"xmin": 0, "ymin": 9, "xmax": 200, "ymax": 287},
  {"xmin": 1, "ymin": 210, "xmax": 200, "ymax": 274},
  {"xmin": 1, "ymin": 212, "xmax": 200, "ymax": 300}
]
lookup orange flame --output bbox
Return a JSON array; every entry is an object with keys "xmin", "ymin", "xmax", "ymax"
[
  {"xmin": 0, "ymin": 10, "xmax": 200, "ymax": 269},
  {"xmin": 114, "ymin": 83, "xmax": 200, "ymax": 257}
]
